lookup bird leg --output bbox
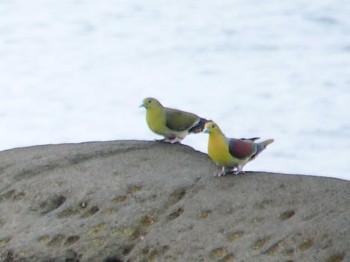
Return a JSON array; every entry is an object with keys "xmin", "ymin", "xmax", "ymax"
[
  {"xmin": 155, "ymin": 137, "xmax": 182, "ymax": 144},
  {"xmin": 168, "ymin": 137, "xmax": 183, "ymax": 144},
  {"xmin": 214, "ymin": 166, "xmax": 228, "ymax": 177},
  {"xmin": 231, "ymin": 166, "xmax": 245, "ymax": 175},
  {"xmin": 214, "ymin": 166, "xmax": 247, "ymax": 177}
]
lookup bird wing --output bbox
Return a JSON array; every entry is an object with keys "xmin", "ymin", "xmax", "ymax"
[
  {"xmin": 228, "ymin": 138, "xmax": 257, "ymax": 160},
  {"xmin": 165, "ymin": 108, "xmax": 199, "ymax": 131}
]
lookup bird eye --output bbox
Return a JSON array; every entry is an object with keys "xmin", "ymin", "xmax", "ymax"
[
  {"xmin": 148, "ymin": 100, "xmax": 152, "ymax": 103},
  {"xmin": 211, "ymin": 124, "xmax": 215, "ymax": 128}
]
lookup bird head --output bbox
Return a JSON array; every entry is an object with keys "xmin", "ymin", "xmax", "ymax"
[
  {"xmin": 203, "ymin": 121, "xmax": 220, "ymax": 134},
  {"xmin": 140, "ymin": 97, "xmax": 162, "ymax": 109}
]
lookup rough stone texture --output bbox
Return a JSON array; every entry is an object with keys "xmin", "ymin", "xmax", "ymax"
[{"xmin": 0, "ymin": 140, "xmax": 349, "ymax": 262}]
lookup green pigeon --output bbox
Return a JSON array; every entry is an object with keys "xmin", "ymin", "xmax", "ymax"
[
  {"xmin": 140, "ymin": 97, "xmax": 208, "ymax": 143},
  {"xmin": 203, "ymin": 121, "xmax": 274, "ymax": 176}
]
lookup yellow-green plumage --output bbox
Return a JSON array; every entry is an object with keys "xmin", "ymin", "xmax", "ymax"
[
  {"xmin": 145, "ymin": 100, "xmax": 167, "ymax": 135},
  {"xmin": 207, "ymin": 126, "xmax": 236, "ymax": 166},
  {"xmin": 141, "ymin": 97, "xmax": 207, "ymax": 143},
  {"xmin": 205, "ymin": 122, "xmax": 243, "ymax": 168}
]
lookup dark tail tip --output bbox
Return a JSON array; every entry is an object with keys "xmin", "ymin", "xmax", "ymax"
[{"xmin": 189, "ymin": 118, "xmax": 210, "ymax": 133}]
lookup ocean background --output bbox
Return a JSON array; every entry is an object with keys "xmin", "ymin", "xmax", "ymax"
[{"xmin": 1, "ymin": 0, "xmax": 349, "ymax": 180}]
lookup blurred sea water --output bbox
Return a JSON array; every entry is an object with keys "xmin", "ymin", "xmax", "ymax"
[{"xmin": 1, "ymin": 0, "xmax": 350, "ymax": 180}]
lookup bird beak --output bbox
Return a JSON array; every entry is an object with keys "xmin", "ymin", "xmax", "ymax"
[
  {"xmin": 203, "ymin": 128, "xmax": 209, "ymax": 134},
  {"xmin": 139, "ymin": 103, "xmax": 146, "ymax": 108}
]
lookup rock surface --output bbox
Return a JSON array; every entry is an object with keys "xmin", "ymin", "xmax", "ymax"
[{"xmin": 0, "ymin": 140, "xmax": 349, "ymax": 262}]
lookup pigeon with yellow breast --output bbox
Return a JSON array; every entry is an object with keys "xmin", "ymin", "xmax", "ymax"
[
  {"xmin": 203, "ymin": 121, "xmax": 274, "ymax": 176},
  {"xmin": 140, "ymin": 97, "xmax": 208, "ymax": 143}
]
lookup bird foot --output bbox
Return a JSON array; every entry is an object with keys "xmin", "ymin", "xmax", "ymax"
[
  {"xmin": 214, "ymin": 170, "xmax": 245, "ymax": 177},
  {"xmin": 229, "ymin": 167, "xmax": 245, "ymax": 175},
  {"xmin": 213, "ymin": 170, "xmax": 227, "ymax": 177},
  {"xmin": 232, "ymin": 170, "xmax": 245, "ymax": 175},
  {"xmin": 155, "ymin": 138, "xmax": 182, "ymax": 144}
]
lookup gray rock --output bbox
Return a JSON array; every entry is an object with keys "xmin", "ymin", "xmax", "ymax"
[{"xmin": 0, "ymin": 140, "xmax": 349, "ymax": 261}]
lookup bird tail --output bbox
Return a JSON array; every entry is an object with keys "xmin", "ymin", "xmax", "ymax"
[
  {"xmin": 250, "ymin": 139, "xmax": 274, "ymax": 160},
  {"xmin": 189, "ymin": 118, "xmax": 210, "ymax": 133},
  {"xmin": 260, "ymin": 139, "xmax": 274, "ymax": 148}
]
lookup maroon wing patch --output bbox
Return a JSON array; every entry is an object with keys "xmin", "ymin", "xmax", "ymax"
[{"xmin": 228, "ymin": 138, "xmax": 256, "ymax": 159}]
